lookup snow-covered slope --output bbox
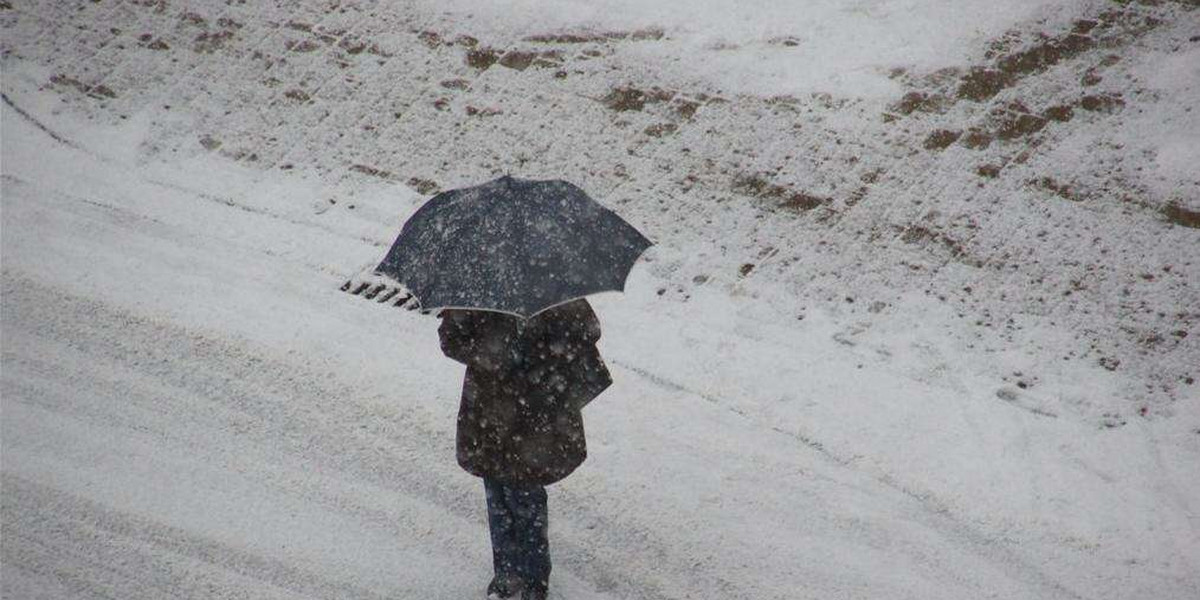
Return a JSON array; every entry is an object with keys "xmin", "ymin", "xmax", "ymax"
[
  {"xmin": 5, "ymin": 0, "xmax": 1196, "ymax": 410},
  {"xmin": 2, "ymin": 1, "xmax": 1198, "ymax": 599}
]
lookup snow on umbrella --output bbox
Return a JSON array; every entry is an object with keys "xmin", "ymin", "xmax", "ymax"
[{"xmin": 372, "ymin": 176, "xmax": 652, "ymax": 317}]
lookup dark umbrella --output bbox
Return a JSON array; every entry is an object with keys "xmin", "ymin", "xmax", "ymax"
[{"xmin": 374, "ymin": 176, "xmax": 652, "ymax": 317}]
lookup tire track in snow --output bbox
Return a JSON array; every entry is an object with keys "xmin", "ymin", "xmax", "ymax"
[
  {"xmin": 0, "ymin": 275, "xmax": 478, "ymax": 599},
  {"xmin": 1, "ymin": 92, "xmax": 81, "ymax": 150},
  {"xmin": 611, "ymin": 359, "xmax": 1089, "ymax": 600},
  {"xmin": 1, "ymin": 475, "xmax": 389, "ymax": 600}
]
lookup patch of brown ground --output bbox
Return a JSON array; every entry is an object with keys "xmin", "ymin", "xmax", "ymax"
[
  {"xmin": 1163, "ymin": 203, "xmax": 1200, "ymax": 228},
  {"xmin": 889, "ymin": 6, "xmax": 1161, "ymax": 123},
  {"xmin": 601, "ymin": 86, "xmax": 674, "ymax": 112},
  {"xmin": 644, "ymin": 123, "xmax": 678, "ymax": 137},
  {"xmin": 976, "ymin": 164, "xmax": 1002, "ymax": 178},
  {"xmin": 49, "ymin": 74, "xmax": 117, "ymax": 99},
  {"xmin": 350, "ymin": 164, "xmax": 393, "ymax": 179},
  {"xmin": 732, "ymin": 173, "xmax": 829, "ymax": 213},
  {"xmin": 523, "ymin": 28, "xmax": 664, "ymax": 44},
  {"xmin": 1032, "ymin": 177, "xmax": 1080, "ymax": 201},
  {"xmin": 956, "ymin": 26, "xmax": 1097, "ymax": 102},
  {"xmin": 897, "ymin": 225, "xmax": 969, "ymax": 259},
  {"xmin": 890, "ymin": 91, "xmax": 950, "ymax": 116},
  {"xmin": 466, "ymin": 48, "xmax": 499, "ymax": 69},
  {"xmin": 923, "ymin": 129, "xmax": 961, "ymax": 150},
  {"xmin": 1079, "ymin": 94, "xmax": 1125, "ymax": 113},
  {"xmin": 407, "ymin": 177, "xmax": 440, "ymax": 194}
]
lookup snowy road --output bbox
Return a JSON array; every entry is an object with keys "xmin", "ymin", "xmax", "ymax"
[
  {"xmin": 0, "ymin": 273, "xmax": 1098, "ymax": 600},
  {"xmin": 4, "ymin": 78, "xmax": 1199, "ymax": 599},
  {"xmin": 2, "ymin": 272, "xmax": 483, "ymax": 600}
]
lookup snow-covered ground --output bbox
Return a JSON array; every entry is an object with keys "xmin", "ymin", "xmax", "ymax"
[{"xmin": 2, "ymin": 1, "xmax": 1198, "ymax": 599}]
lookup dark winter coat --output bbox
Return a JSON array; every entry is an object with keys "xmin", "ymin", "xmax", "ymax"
[{"xmin": 438, "ymin": 299, "xmax": 612, "ymax": 485}]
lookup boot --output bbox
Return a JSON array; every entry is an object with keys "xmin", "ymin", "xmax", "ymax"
[
  {"xmin": 487, "ymin": 574, "xmax": 523, "ymax": 599},
  {"xmin": 522, "ymin": 581, "xmax": 548, "ymax": 600}
]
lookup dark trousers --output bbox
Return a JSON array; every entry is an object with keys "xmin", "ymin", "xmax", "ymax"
[{"xmin": 484, "ymin": 478, "xmax": 550, "ymax": 588}]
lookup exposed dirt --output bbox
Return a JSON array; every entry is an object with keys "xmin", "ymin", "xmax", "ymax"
[
  {"xmin": 1163, "ymin": 203, "xmax": 1200, "ymax": 228},
  {"xmin": 180, "ymin": 12, "xmax": 207, "ymax": 27},
  {"xmin": 898, "ymin": 225, "xmax": 968, "ymax": 259},
  {"xmin": 140, "ymin": 34, "xmax": 171, "ymax": 51},
  {"xmin": 992, "ymin": 104, "xmax": 1048, "ymax": 141},
  {"xmin": 673, "ymin": 99, "xmax": 700, "ymax": 119},
  {"xmin": 1042, "ymin": 104, "xmax": 1075, "ymax": 122},
  {"xmin": 496, "ymin": 49, "xmax": 562, "ymax": 71},
  {"xmin": 407, "ymin": 177, "xmax": 440, "ymax": 195},
  {"xmin": 780, "ymin": 192, "xmax": 828, "ymax": 212},
  {"xmin": 194, "ymin": 30, "xmax": 235, "ymax": 53},
  {"xmin": 889, "ymin": 6, "xmax": 1165, "ymax": 125},
  {"xmin": 956, "ymin": 26, "xmax": 1097, "ymax": 102},
  {"xmin": 48, "ymin": 74, "xmax": 116, "ymax": 99},
  {"xmin": 976, "ymin": 164, "xmax": 1002, "ymax": 178},
  {"xmin": 48, "ymin": 74, "xmax": 88, "ymax": 94},
  {"xmin": 956, "ymin": 68, "xmax": 1010, "ymax": 103},
  {"xmin": 961, "ymin": 129, "xmax": 994, "ymax": 149},
  {"xmin": 941, "ymin": 93, "xmax": 1123, "ymax": 152},
  {"xmin": 1032, "ymin": 176, "xmax": 1080, "ymax": 202},
  {"xmin": 601, "ymin": 86, "xmax": 674, "ymax": 112},
  {"xmin": 890, "ymin": 91, "xmax": 950, "ymax": 116},
  {"xmin": 183, "ymin": 16, "xmax": 243, "ymax": 54},
  {"xmin": 732, "ymin": 173, "xmax": 829, "ymax": 213},
  {"xmin": 643, "ymin": 123, "xmax": 678, "ymax": 137},
  {"xmin": 524, "ymin": 27, "xmax": 664, "ymax": 44},
  {"xmin": 1079, "ymin": 93, "xmax": 1126, "ymax": 113},
  {"xmin": 923, "ymin": 129, "xmax": 961, "ymax": 150},
  {"xmin": 283, "ymin": 89, "xmax": 311, "ymax": 102},
  {"xmin": 349, "ymin": 164, "xmax": 393, "ymax": 179},
  {"xmin": 465, "ymin": 105, "xmax": 502, "ymax": 117},
  {"xmin": 284, "ymin": 39, "xmax": 321, "ymax": 53},
  {"xmin": 417, "ymin": 30, "xmax": 442, "ymax": 48},
  {"xmin": 465, "ymin": 48, "xmax": 499, "ymax": 69}
]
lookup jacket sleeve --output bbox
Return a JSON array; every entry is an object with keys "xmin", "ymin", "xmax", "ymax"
[
  {"xmin": 438, "ymin": 310, "xmax": 522, "ymax": 373},
  {"xmin": 437, "ymin": 310, "xmax": 476, "ymax": 365},
  {"xmin": 568, "ymin": 301, "xmax": 611, "ymax": 406},
  {"xmin": 572, "ymin": 301, "xmax": 602, "ymax": 344},
  {"xmin": 525, "ymin": 300, "xmax": 612, "ymax": 410}
]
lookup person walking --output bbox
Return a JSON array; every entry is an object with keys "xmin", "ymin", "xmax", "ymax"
[
  {"xmin": 358, "ymin": 176, "xmax": 647, "ymax": 596},
  {"xmin": 438, "ymin": 299, "xmax": 612, "ymax": 600}
]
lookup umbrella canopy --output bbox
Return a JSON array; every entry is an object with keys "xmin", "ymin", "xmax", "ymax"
[{"xmin": 376, "ymin": 176, "xmax": 652, "ymax": 317}]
